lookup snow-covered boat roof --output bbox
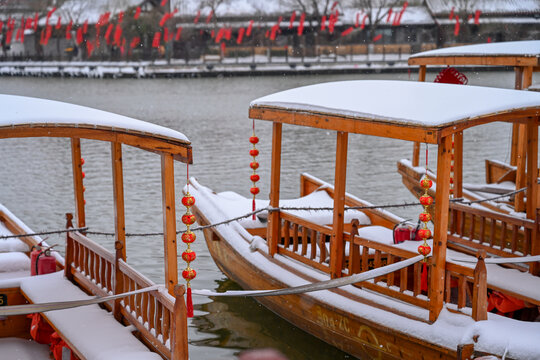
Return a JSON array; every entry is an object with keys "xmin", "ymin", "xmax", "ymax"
[
  {"xmin": 0, "ymin": 94, "xmax": 191, "ymax": 161},
  {"xmin": 409, "ymin": 40, "xmax": 540, "ymax": 66},
  {"xmin": 249, "ymin": 80, "xmax": 540, "ymax": 144}
]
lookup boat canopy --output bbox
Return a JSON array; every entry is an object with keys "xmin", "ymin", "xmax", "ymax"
[
  {"xmin": 0, "ymin": 94, "xmax": 192, "ymax": 162},
  {"xmin": 249, "ymin": 80, "xmax": 540, "ymax": 144},
  {"xmin": 408, "ymin": 40, "xmax": 540, "ymax": 66}
]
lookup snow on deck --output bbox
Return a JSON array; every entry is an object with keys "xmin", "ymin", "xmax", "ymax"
[
  {"xmin": 0, "ymin": 338, "xmax": 50, "ymax": 360},
  {"xmin": 410, "ymin": 40, "xmax": 540, "ymax": 59},
  {"xmin": 191, "ymin": 177, "xmax": 540, "ymax": 359},
  {"xmin": 0, "ymin": 94, "xmax": 189, "ymax": 144},
  {"xmin": 20, "ymin": 272, "xmax": 162, "ymax": 360},
  {"xmin": 250, "ymin": 80, "xmax": 540, "ymax": 128}
]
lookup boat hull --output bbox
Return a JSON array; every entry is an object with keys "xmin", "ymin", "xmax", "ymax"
[{"xmin": 198, "ymin": 221, "xmax": 456, "ymax": 360}]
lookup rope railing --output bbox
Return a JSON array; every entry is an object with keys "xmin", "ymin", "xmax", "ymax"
[
  {"xmin": 0, "ymin": 187, "xmax": 528, "ymax": 239},
  {"xmin": 451, "ymin": 255, "xmax": 540, "ymax": 264},
  {"xmin": 192, "ymin": 254, "xmax": 425, "ymax": 297}
]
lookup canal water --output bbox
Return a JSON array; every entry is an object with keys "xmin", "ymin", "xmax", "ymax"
[{"xmin": 0, "ymin": 70, "xmax": 530, "ymax": 359}]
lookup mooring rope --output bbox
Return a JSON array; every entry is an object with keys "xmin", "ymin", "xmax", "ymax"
[
  {"xmin": 0, "ymin": 284, "xmax": 161, "ymax": 317},
  {"xmin": 192, "ymin": 255, "xmax": 424, "ymax": 297},
  {"xmin": 0, "ymin": 227, "xmax": 88, "ymax": 240},
  {"xmin": 451, "ymin": 255, "xmax": 540, "ymax": 264}
]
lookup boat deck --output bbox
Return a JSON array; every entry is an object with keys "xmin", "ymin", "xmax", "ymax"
[{"xmin": 0, "ymin": 337, "xmax": 50, "ymax": 360}]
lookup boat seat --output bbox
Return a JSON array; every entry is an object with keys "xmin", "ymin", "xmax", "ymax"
[{"xmin": 19, "ymin": 272, "xmax": 161, "ymax": 360}]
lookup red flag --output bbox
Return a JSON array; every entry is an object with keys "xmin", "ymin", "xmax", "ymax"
[
  {"xmin": 265, "ymin": 30, "xmax": 269, "ymax": 38},
  {"xmin": 46, "ymin": 7, "xmax": 56, "ymax": 24},
  {"xmin": 329, "ymin": 10, "xmax": 338, "ymax": 33},
  {"xmin": 83, "ymin": 20, "xmax": 88, "ymax": 33},
  {"xmin": 25, "ymin": 18, "xmax": 33, "ymax": 30},
  {"xmin": 246, "ymin": 20, "xmax": 254, "ymax": 36},
  {"xmin": 215, "ymin": 28, "xmax": 224, "ymax": 43},
  {"xmin": 449, "ymin": 6, "xmax": 455, "ymax": 20},
  {"xmin": 65, "ymin": 21, "xmax": 72, "ymax": 40},
  {"xmin": 97, "ymin": 12, "xmax": 110, "ymax": 27},
  {"xmin": 487, "ymin": 36, "xmax": 492, "ymax": 43},
  {"xmin": 76, "ymin": 28, "xmax": 83, "ymax": 44},
  {"xmin": 361, "ymin": 14, "xmax": 367, "ymax": 30},
  {"xmin": 55, "ymin": 16, "xmax": 62, "ymax": 29},
  {"xmin": 225, "ymin": 27, "xmax": 232, "ymax": 40},
  {"xmin": 33, "ymin": 13, "xmax": 39, "ymax": 31},
  {"xmin": 206, "ymin": 10, "xmax": 213, "ymax": 24},
  {"xmin": 130, "ymin": 36, "xmax": 140, "ymax": 48},
  {"xmin": 331, "ymin": 1, "xmax": 339, "ymax": 10},
  {"xmin": 211, "ymin": 30, "xmax": 215, "ymax": 38},
  {"xmin": 118, "ymin": 11, "xmax": 124, "ymax": 23},
  {"xmin": 5, "ymin": 28, "xmax": 13, "ymax": 45},
  {"xmin": 86, "ymin": 40, "xmax": 94, "ymax": 57},
  {"xmin": 322, "ymin": 15, "xmax": 327, "ymax": 30},
  {"xmin": 120, "ymin": 38, "xmax": 126, "ymax": 55},
  {"xmin": 373, "ymin": 34, "xmax": 382, "ymax": 42},
  {"xmin": 161, "ymin": 0, "xmax": 167, "ymax": 6},
  {"xmin": 341, "ymin": 27, "xmax": 353, "ymax": 37},
  {"xmin": 159, "ymin": 13, "xmax": 170, "ymax": 27},
  {"xmin": 114, "ymin": 25, "xmax": 122, "ymax": 45},
  {"xmin": 175, "ymin": 27, "xmax": 182, "ymax": 41},
  {"xmin": 454, "ymin": 16, "xmax": 460, "ymax": 36},
  {"xmin": 354, "ymin": 13, "xmax": 360, "ymax": 28},
  {"xmin": 386, "ymin": 9, "xmax": 393, "ymax": 22},
  {"xmin": 237, "ymin": 27, "xmax": 245, "ymax": 44},
  {"xmin": 288, "ymin": 11, "xmax": 296, "ymax": 29},
  {"xmin": 193, "ymin": 10, "xmax": 200, "ymax": 24},
  {"xmin": 152, "ymin": 32, "xmax": 161, "ymax": 47},
  {"xmin": 0, "ymin": 22, "xmax": 3, "ymax": 34},
  {"xmin": 15, "ymin": 28, "xmax": 21, "ymax": 42},
  {"xmin": 474, "ymin": 10, "xmax": 481, "ymax": 25},
  {"xmin": 104, "ymin": 24, "xmax": 113, "ymax": 44},
  {"xmin": 134, "ymin": 7, "xmax": 141, "ymax": 20},
  {"xmin": 297, "ymin": 12, "xmax": 305, "ymax": 36},
  {"xmin": 220, "ymin": 41, "xmax": 226, "ymax": 55},
  {"xmin": 44, "ymin": 25, "xmax": 52, "ymax": 45}
]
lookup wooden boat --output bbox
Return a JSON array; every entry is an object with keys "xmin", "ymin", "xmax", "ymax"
[
  {"xmin": 191, "ymin": 80, "xmax": 540, "ymax": 360},
  {"xmin": 403, "ymin": 40, "xmax": 540, "ymax": 213},
  {"xmin": 0, "ymin": 94, "xmax": 191, "ymax": 359}
]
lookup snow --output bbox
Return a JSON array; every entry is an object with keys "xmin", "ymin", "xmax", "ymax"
[
  {"xmin": 250, "ymin": 80, "xmax": 540, "ymax": 129},
  {"xmin": 20, "ymin": 272, "xmax": 162, "ymax": 360},
  {"xmin": 410, "ymin": 40, "xmax": 540, "ymax": 59},
  {"xmin": 426, "ymin": 0, "xmax": 540, "ymax": 14},
  {"xmin": 0, "ymin": 253, "xmax": 29, "ymax": 273},
  {"xmin": 0, "ymin": 94, "xmax": 190, "ymax": 144},
  {"xmin": 0, "ymin": 338, "xmax": 50, "ymax": 360}
]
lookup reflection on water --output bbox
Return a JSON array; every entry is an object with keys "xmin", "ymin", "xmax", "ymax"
[
  {"xmin": 193, "ymin": 279, "xmax": 350, "ymax": 360},
  {"xmin": 0, "ymin": 71, "xmax": 535, "ymax": 359}
]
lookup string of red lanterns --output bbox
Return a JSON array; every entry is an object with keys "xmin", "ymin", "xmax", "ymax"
[
  {"xmin": 417, "ymin": 145, "xmax": 432, "ymax": 292},
  {"xmin": 249, "ymin": 119, "xmax": 260, "ymax": 220},
  {"xmin": 181, "ymin": 164, "xmax": 196, "ymax": 318}
]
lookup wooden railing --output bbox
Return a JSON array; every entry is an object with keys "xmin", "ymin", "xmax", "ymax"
[
  {"xmin": 65, "ymin": 231, "xmax": 188, "ymax": 359},
  {"xmin": 276, "ymin": 212, "xmax": 333, "ymax": 274},
  {"xmin": 448, "ymin": 202, "xmax": 535, "ymax": 260}
]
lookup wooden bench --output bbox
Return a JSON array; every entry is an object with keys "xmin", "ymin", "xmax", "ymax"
[{"xmin": 19, "ymin": 271, "xmax": 162, "ymax": 360}]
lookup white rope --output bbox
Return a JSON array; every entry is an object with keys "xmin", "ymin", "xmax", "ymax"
[
  {"xmin": 0, "ymin": 285, "xmax": 161, "ymax": 316},
  {"xmin": 450, "ymin": 255, "xmax": 540, "ymax": 264},
  {"xmin": 193, "ymin": 255, "xmax": 424, "ymax": 297}
]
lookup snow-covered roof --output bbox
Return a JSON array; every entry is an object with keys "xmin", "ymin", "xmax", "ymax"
[
  {"xmin": 250, "ymin": 80, "xmax": 540, "ymax": 139},
  {"xmin": 0, "ymin": 94, "xmax": 190, "ymax": 144},
  {"xmin": 410, "ymin": 40, "xmax": 540, "ymax": 59},
  {"xmin": 426, "ymin": 0, "xmax": 540, "ymax": 15}
]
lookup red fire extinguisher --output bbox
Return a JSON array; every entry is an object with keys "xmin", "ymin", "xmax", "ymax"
[
  {"xmin": 31, "ymin": 246, "xmax": 57, "ymax": 276},
  {"xmin": 393, "ymin": 220, "xmax": 413, "ymax": 244}
]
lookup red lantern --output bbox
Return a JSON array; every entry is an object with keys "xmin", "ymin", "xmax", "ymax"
[
  {"xmin": 182, "ymin": 250, "xmax": 196, "ymax": 263},
  {"xmin": 250, "ymin": 187, "xmax": 260, "ymax": 195},
  {"xmin": 419, "ymin": 212, "xmax": 431, "ymax": 223},
  {"xmin": 249, "ymin": 149, "xmax": 259, "ymax": 157},
  {"xmin": 418, "ymin": 228, "xmax": 431, "ymax": 240},
  {"xmin": 182, "ymin": 213, "xmax": 196, "ymax": 225},
  {"xmin": 250, "ymin": 174, "xmax": 260, "ymax": 182},
  {"xmin": 419, "ymin": 195, "xmax": 433, "ymax": 206},
  {"xmin": 420, "ymin": 178, "xmax": 432, "ymax": 189},
  {"xmin": 182, "ymin": 231, "xmax": 196, "ymax": 243},
  {"xmin": 250, "ymin": 161, "xmax": 259, "ymax": 170},
  {"xmin": 182, "ymin": 268, "xmax": 197, "ymax": 281},
  {"xmin": 249, "ymin": 136, "xmax": 259, "ymax": 144},
  {"xmin": 182, "ymin": 195, "xmax": 195, "ymax": 207},
  {"xmin": 418, "ymin": 244, "xmax": 431, "ymax": 256}
]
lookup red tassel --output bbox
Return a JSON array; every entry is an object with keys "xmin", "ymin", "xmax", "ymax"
[
  {"xmin": 186, "ymin": 287, "xmax": 194, "ymax": 317},
  {"xmin": 421, "ymin": 262, "xmax": 428, "ymax": 292}
]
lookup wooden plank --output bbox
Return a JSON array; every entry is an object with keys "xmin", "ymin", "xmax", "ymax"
[
  {"xmin": 514, "ymin": 124, "xmax": 527, "ymax": 212},
  {"xmin": 268, "ymin": 122, "xmax": 283, "ymax": 257},
  {"xmin": 430, "ymin": 135, "xmax": 451, "ymax": 323},
  {"xmin": 172, "ymin": 285, "xmax": 189, "ymax": 360},
  {"xmin": 453, "ymin": 131, "xmax": 463, "ymax": 200},
  {"xmin": 277, "ymin": 247, "xmax": 331, "ymax": 273},
  {"xmin": 330, "ymin": 131, "xmax": 348, "ymax": 278},
  {"xmin": 161, "ymin": 153, "xmax": 178, "ymax": 294},
  {"xmin": 408, "ymin": 55, "xmax": 538, "ymax": 67},
  {"xmin": 71, "ymin": 138, "xmax": 85, "ymax": 228},
  {"xmin": 111, "ymin": 142, "xmax": 127, "ymax": 260},
  {"xmin": 280, "ymin": 212, "xmax": 333, "ymax": 235},
  {"xmin": 526, "ymin": 118, "xmax": 539, "ymax": 275},
  {"xmin": 360, "ymin": 281, "xmax": 430, "ymax": 309}
]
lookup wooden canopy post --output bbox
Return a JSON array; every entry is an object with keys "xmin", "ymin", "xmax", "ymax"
[
  {"xmin": 510, "ymin": 67, "xmax": 524, "ymax": 166},
  {"xmin": 429, "ymin": 135, "xmax": 452, "ymax": 323},
  {"xmin": 330, "ymin": 131, "xmax": 348, "ymax": 279},
  {"xmin": 526, "ymin": 118, "xmax": 539, "ymax": 275},
  {"xmin": 268, "ymin": 122, "xmax": 283, "ymax": 257},
  {"xmin": 412, "ymin": 65, "xmax": 427, "ymax": 167},
  {"xmin": 111, "ymin": 142, "xmax": 126, "ymax": 261},
  {"xmin": 161, "ymin": 153, "xmax": 178, "ymax": 295},
  {"xmin": 453, "ymin": 131, "xmax": 464, "ymax": 200},
  {"xmin": 71, "ymin": 138, "xmax": 85, "ymax": 228}
]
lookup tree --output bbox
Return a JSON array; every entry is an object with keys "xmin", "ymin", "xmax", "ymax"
[
  {"xmin": 348, "ymin": 0, "xmax": 405, "ymax": 43},
  {"xmin": 450, "ymin": 0, "xmax": 479, "ymax": 43}
]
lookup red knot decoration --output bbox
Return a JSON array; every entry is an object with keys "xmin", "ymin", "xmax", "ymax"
[
  {"xmin": 250, "ymin": 119, "xmax": 259, "ymax": 220},
  {"xmin": 182, "ymin": 167, "xmax": 196, "ymax": 317}
]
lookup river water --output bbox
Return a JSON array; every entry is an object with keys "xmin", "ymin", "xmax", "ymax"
[{"xmin": 0, "ymin": 70, "xmax": 531, "ymax": 359}]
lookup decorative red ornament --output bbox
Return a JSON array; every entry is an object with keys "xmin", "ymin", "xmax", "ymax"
[
  {"xmin": 419, "ymin": 212, "xmax": 431, "ymax": 223},
  {"xmin": 250, "ymin": 174, "xmax": 260, "ymax": 182},
  {"xmin": 249, "ymin": 136, "xmax": 259, "ymax": 144},
  {"xmin": 418, "ymin": 228, "xmax": 431, "ymax": 240},
  {"xmin": 250, "ymin": 161, "xmax": 259, "ymax": 170},
  {"xmin": 182, "ymin": 250, "xmax": 197, "ymax": 263},
  {"xmin": 182, "ymin": 214, "xmax": 196, "ymax": 225},
  {"xmin": 249, "ymin": 149, "xmax": 259, "ymax": 157},
  {"xmin": 80, "ymin": 157, "xmax": 85, "ymax": 165},
  {"xmin": 81, "ymin": 171, "xmax": 85, "ymax": 179},
  {"xmin": 182, "ymin": 268, "xmax": 197, "ymax": 281},
  {"xmin": 181, "ymin": 231, "xmax": 196, "ymax": 243},
  {"xmin": 250, "ymin": 187, "xmax": 260, "ymax": 195},
  {"xmin": 419, "ymin": 195, "xmax": 433, "ymax": 206},
  {"xmin": 417, "ymin": 244, "xmax": 431, "ymax": 256},
  {"xmin": 420, "ymin": 178, "xmax": 432, "ymax": 189},
  {"xmin": 182, "ymin": 195, "xmax": 195, "ymax": 207}
]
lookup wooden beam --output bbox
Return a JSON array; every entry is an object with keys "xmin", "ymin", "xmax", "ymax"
[
  {"xmin": 429, "ymin": 135, "xmax": 451, "ymax": 323},
  {"xmin": 111, "ymin": 142, "xmax": 126, "ymax": 261},
  {"xmin": 526, "ymin": 118, "xmax": 539, "ymax": 275},
  {"xmin": 514, "ymin": 124, "xmax": 527, "ymax": 212},
  {"xmin": 330, "ymin": 131, "xmax": 348, "ymax": 279},
  {"xmin": 453, "ymin": 131, "xmax": 463, "ymax": 200},
  {"xmin": 71, "ymin": 138, "xmax": 85, "ymax": 229},
  {"xmin": 268, "ymin": 122, "xmax": 283, "ymax": 257},
  {"xmin": 418, "ymin": 65, "xmax": 426, "ymax": 82},
  {"xmin": 408, "ymin": 55, "xmax": 538, "ymax": 67},
  {"xmin": 510, "ymin": 67, "xmax": 524, "ymax": 166},
  {"xmin": 161, "ymin": 153, "xmax": 178, "ymax": 295}
]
